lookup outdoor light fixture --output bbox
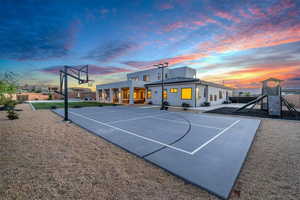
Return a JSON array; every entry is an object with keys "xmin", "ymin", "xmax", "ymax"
[{"xmin": 155, "ymin": 62, "xmax": 168, "ymax": 110}]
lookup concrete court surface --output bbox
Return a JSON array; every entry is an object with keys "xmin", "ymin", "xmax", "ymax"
[{"xmin": 53, "ymin": 106, "xmax": 261, "ymax": 199}]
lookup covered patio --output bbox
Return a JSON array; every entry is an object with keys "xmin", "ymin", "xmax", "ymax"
[{"xmin": 96, "ymin": 80, "xmax": 146, "ymax": 105}]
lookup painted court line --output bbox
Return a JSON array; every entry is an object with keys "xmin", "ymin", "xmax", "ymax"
[
  {"xmin": 152, "ymin": 116, "xmax": 223, "ymax": 130},
  {"xmin": 69, "ymin": 111, "xmax": 193, "ymax": 155},
  {"xmin": 107, "ymin": 113, "xmax": 168, "ymax": 124},
  {"xmin": 191, "ymin": 120, "xmax": 240, "ymax": 155},
  {"xmin": 67, "ymin": 111, "xmax": 240, "ymax": 156}
]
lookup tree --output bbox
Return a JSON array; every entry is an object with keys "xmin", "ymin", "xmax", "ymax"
[{"xmin": 0, "ymin": 72, "xmax": 19, "ymax": 120}]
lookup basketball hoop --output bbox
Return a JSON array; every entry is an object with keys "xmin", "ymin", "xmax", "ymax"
[{"xmin": 88, "ymin": 80, "xmax": 95, "ymax": 87}]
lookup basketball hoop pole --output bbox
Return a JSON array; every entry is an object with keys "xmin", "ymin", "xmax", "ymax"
[
  {"xmin": 64, "ymin": 65, "xmax": 68, "ymax": 121},
  {"xmin": 57, "ymin": 65, "xmax": 92, "ymax": 121}
]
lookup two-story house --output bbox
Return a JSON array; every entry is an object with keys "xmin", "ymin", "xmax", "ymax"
[{"xmin": 96, "ymin": 66, "xmax": 233, "ymax": 107}]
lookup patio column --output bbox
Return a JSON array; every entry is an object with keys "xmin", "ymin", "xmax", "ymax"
[
  {"xmin": 96, "ymin": 89, "xmax": 99, "ymax": 101},
  {"xmin": 109, "ymin": 88, "xmax": 113, "ymax": 103},
  {"xmin": 129, "ymin": 86, "xmax": 134, "ymax": 104},
  {"xmin": 118, "ymin": 88, "xmax": 122, "ymax": 104}
]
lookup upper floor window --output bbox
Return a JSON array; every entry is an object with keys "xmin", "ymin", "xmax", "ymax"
[
  {"xmin": 143, "ymin": 75, "xmax": 149, "ymax": 81},
  {"xmin": 130, "ymin": 77, "xmax": 139, "ymax": 81},
  {"xmin": 157, "ymin": 73, "xmax": 161, "ymax": 80}
]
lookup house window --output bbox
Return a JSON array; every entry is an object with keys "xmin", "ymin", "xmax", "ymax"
[
  {"xmin": 181, "ymin": 88, "xmax": 192, "ymax": 100},
  {"xmin": 219, "ymin": 91, "xmax": 223, "ymax": 99},
  {"xmin": 157, "ymin": 73, "xmax": 161, "ymax": 80},
  {"xmin": 143, "ymin": 75, "xmax": 149, "ymax": 81},
  {"xmin": 163, "ymin": 89, "xmax": 168, "ymax": 99},
  {"xmin": 214, "ymin": 95, "xmax": 217, "ymax": 101},
  {"xmin": 210, "ymin": 95, "xmax": 213, "ymax": 101},
  {"xmin": 147, "ymin": 89, "xmax": 152, "ymax": 99},
  {"xmin": 131, "ymin": 77, "xmax": 138, "ymax": 81},
  {"xmin": 170, "ymin": 88, "xmax": 178, "ymax": 93},
  {"xmin": 165, "ymin": 74, "xmax": 168, "ymax": 79}
]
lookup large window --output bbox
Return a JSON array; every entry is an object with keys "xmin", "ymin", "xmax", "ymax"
[
  {"xmin": 130, "ymin": 77, "xmax": 139, "ymax": 81},
  {"xmin": 170, "ymin": 88, "xmax": 178, "ymax": 93},
  {"xmin": 219, "ymin": 91, "xmax": 223, "ymax": 99},
  {"xmin": 181, "ymin": 88, "xmax": 192, "ymax": 100},
  {"xmin": 163, "ymin": 89, "xmax": 168, "ymax": 99},
  {"xmin": 147, "ymin": 89, "xmax": 152, "ymax": 99},
  {"xmin": 143, "ymin": 75, "xmax": 149, "ymax": 81},
  {"xmin": 157, "ymin": 73, "xmax": 161, "ymax": 80}
]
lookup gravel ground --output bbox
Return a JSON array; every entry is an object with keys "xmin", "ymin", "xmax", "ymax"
[{"xmin": 0, "ymin": 104, "xmax": 299, "ymax": 200}]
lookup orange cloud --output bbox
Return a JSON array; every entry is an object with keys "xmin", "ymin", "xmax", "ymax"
[{"xmin": 202, "ymin": 65, "xmax": 300, "ymax": 88}]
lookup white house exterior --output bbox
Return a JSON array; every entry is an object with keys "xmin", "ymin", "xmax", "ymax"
[{"xmin": 96, "ymin": 66, "xmax": 233, "ymax": 107}]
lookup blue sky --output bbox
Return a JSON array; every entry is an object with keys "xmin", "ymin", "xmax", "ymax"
[{"xmin": 0, "ymin": 0, "xmax": 300, "ymax": 89}]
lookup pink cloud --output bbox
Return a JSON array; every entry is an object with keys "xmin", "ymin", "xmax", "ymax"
[
  {"xmin": 267, "ymin": 0, "xmax": 295, "ymax": 16},
  {"xmin": 248, "ymin": 7, "xmax": 267, "ymax": 18},
  {"xmin": 215, "ymin": 11, "xmax": 241, "ymax": 23},
  {"xmin": 239, "ymin": 9, "xmax": 253, "ymax": 19},
  {"xmin": 157, "ymin": 3, "xmax": 174, "ymax": 10},
  {"xmin": 192, "ymin": 16, "xmax": 219, "ymax": 27},
  {"xmin": 164, "ymin": 21, "xmax": 186, "ymax": 32}
]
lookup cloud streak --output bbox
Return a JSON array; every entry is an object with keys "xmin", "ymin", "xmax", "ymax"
[
  {"xmin": 84, "ymin": 41, "xmax": 138, "ymax": 62},
  {"xmin": 40, "ymin": 65, "xmax": 132, "ymax": 75}
]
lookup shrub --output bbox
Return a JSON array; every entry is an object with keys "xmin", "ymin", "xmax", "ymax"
[
  {"xmin": 35, "ymin": 98, "xmax": 39, "ymax": 101},
  {"xmin": 7, "ymin": 109, "xmax": 19, "ymax": 120},
  {"xmin": 51, "ymin": 105, "xmax": 57, "ymax": 109},
  {"xmin": 4, "ymin": 99, "xmax": 17, "ymax": 110},
  {"xmin": 5, "ymin": 99, "xmax": 19, "ymax": 120},
  {"xmin": 48, "ymin": 94, "xmax": 53, "ymax": 100},
  {"xmin": 73, "ymin": 105, "xmax": 82, "ymax": 108},
  {"xmin": 223, "ymin": 100, "xmax": 231, "ymax": 104},
  {"xmin": 201, "ymin": 102, "xmax": 210, "ymax": 107},
  {"xmin": 182, "ymin": 102, "xmax": 190, "ymax": 110},
  {"xmin": 98, "ymin": 104, "xmax": 103, "ymax": 107}
]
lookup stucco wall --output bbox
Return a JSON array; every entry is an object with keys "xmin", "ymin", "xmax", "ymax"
[
  {"xmin": 146, "ymin": 83, "xmax": 197, "ymax": 107},
  {"xmin": 147, "ymin": 83, "xmax": 232, "ymax": 107}
]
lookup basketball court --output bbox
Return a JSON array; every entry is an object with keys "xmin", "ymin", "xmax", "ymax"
[{"xmin": 53, "ymin": 106, "xmax": 260, "ymax": 199}]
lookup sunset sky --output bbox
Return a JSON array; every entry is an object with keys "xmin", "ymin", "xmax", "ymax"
[{"xmin": 0, "ymin": 0, "xmax": 300, "ymax": 89}]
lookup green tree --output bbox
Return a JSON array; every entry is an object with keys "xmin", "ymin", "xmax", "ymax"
[{"xmin": 0, "ymin": 72, "xmax": 19, "ymax": 120}]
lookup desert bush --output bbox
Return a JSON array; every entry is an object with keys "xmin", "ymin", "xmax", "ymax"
[
  {"xmin": 201, "ymin": 102, "xmax": 210, "ymax": 107},
  {"xmin": 51, "ymin": 105, "xmax": 57, "ymax": 109},
  {"xmin": 7, "ymin": 109, "xmax": 19, "ymax": 120},
  {"xmin": 223, "ymin": 100, "xmax": 231, "ymax": 104},
  {"xmin": 4, "ymin": 99, "xmax": 17, "ymax": 110},
  {"xmin": 182, "ymin": 102, "xmax": 190, "ymax": 110}
]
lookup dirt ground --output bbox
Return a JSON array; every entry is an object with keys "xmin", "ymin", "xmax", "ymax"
[{"xmin": 0, "ymin": 104, "xmax": 299, "ymax": 200}]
